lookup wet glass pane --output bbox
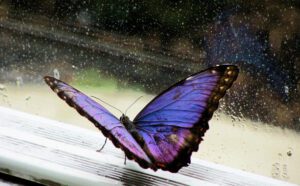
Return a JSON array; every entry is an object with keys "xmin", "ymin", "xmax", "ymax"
[{"xmin": 0, "ymin": 1, "xmax": 299, "ymax": 184}]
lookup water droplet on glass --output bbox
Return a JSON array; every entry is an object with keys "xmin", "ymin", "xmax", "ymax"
[
  {"xmin": 16, "ymin": 76, "xmax": 23, "ymax": 87},
  {"xmin": 0, "ymin": 84, "xmax": 5, "ymax": 91},
  {"xmin": 284, "ymin": 85, "xmax": 289, "ymax": 94},
  {"xmin": 53, "ymin": 68, "xmax": 60, "ymax": 79}
]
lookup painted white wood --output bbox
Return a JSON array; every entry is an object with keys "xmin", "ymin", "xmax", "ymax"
[{"xmin": 0, "ymin": 106, "xmax": 297, "ymax": 186}]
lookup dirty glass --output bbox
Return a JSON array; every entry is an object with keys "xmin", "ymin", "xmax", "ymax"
[{"xmin": 0, "ymin": 1, "xmax": 299, "ymax": 184}]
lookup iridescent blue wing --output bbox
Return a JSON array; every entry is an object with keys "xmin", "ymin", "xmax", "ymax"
[
  {"xmin": 44, "ymin": 76, "xmax": 153, "ymax": 169},
  {"xmin": 133, "ymin": 65, "xmax": 238, "ymax": 172}
]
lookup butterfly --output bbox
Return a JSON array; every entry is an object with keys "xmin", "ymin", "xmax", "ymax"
[{"xmin": 44, "ymin": 65, "xmax": 238, "ymax": 173}]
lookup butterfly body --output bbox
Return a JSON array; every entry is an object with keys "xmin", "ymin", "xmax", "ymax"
[
  {"xmin": 44, "ymin": 65, "xmax": 238, "ymax": 172},
  {"xmin": 120, "ymin": 114, "xmax": 147, "ymax": 157}
]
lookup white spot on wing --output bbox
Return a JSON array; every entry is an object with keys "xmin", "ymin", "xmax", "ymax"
[
  {"xmin": 186, "ymin": 76, "xmax": 194, "ymax": 81},
  {"xmin": 211, "ymin": 70, "xmax": 217, "ymax": 74}
]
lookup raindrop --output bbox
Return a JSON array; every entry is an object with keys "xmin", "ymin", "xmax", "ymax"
[
  {"xmin": 284, "ymin": 85, "xmax": 289, "ymax": 95},
  {"xmin": 0, "ymin": 84, "xmax": 6, "ymax": 91},
  {"xmin": 271, "ymin": 162, "xmax": 280, "ymax": 178},
  {"xmin": 72, "ymin": 65, "xmax": 78, "ymax": 70},
  {"xmin": 16, "ymin": 76, "xmax": 24, "ymax": 87},
  {"xmin": 287, "ymin": 150, "xmax": 292, "ymax": 157},
  {"xmin": 53, "ymin": 68, "xmax": 60, "ymax": 79}
]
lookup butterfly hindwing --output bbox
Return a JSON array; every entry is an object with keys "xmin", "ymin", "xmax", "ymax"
[
  {"xmin": 44, "ymin": 77, "xmax": 153, "ymax": 168},
  {"xmin": 133, "ymin": 65, "xmax": 239, "ymax": 172}
]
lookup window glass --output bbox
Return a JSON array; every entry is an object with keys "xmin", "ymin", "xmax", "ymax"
[{"xmin": 0, "ymin": 1, "xmax": 299, "ymax": 184}]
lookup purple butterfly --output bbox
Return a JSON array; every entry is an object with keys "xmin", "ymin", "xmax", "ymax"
[{"xmin": 44, "ymin": 65, "xmax": 238, "ymax": 172}]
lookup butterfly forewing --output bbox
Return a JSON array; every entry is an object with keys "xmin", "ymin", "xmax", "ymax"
[
  {"xmin": 44, "ymin": 76, "xmax": 152, "ymax": 168},
  {"xmin": 133, "ymin": 65, "xmax": 239, "ymax": 172}
]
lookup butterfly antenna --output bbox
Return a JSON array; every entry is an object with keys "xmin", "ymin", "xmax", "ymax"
[
  {"xmin": 125, "ymin": 96, "xmax": 143, "ymax": 115},
  {"xmin": 91, "ymin": 96, "xmax": 123, "ymax": 115}
]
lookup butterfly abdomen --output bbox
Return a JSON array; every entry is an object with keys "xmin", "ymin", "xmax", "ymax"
[{"xmin": 121, "ymin": 115, "xmax": 146, "ymax": 149}]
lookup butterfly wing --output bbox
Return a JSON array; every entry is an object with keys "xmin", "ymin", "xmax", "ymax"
[
  {"xmin": 44, "ymin": 76, "xmax": 153, "ymax": 169},
  {"xmin": 133, "ymin": 65, "xmax": 239, "ymax": 172}
]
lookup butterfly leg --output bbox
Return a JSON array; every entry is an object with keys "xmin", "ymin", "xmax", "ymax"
[
  {"xmin": 96, "ymin": 138, "xmax": 107, "ymax": 152},
  {"xmin": 124, "ymin": 154, "xmax": 127, "ymax": 165}
]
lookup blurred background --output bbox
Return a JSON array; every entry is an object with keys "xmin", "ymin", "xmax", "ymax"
[{"xmin": 0, "ymin": 0, "xmax": 299, "ymax": 184}]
